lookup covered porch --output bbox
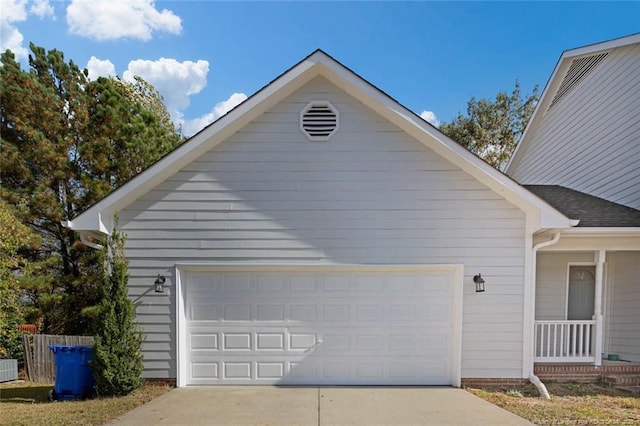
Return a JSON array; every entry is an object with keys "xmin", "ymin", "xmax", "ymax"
[{"xmin": 533, "ymin": 233, "xmax": 640, "ymax": 367}]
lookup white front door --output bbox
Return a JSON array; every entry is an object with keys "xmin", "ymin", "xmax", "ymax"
[{"xmin": 180, "ymin": 266, "xmax": 462, "ymax": 386}]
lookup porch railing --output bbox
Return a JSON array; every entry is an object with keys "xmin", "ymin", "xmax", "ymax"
[{"xmin": 534, "ymin": 320, "xmax": 596, "ymax": 362}]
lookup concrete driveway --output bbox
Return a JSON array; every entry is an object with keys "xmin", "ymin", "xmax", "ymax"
[{"xmin": 108, "ymin": 386, "xmax": 533, "ymax": 425}]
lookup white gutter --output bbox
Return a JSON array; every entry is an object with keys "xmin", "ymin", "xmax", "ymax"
[
  {"xmin": 79, "ymin": 230, "xmax": 104, "ymax": 250},
  {"xmin": 529, "ymin": 232, "xmax": 561, "ymax": 399},
  {"xmin": 61, "ymin": 220, "xmax": 105, "ymax": 250},
  {"xmin": 557, "ymin": 227, "xmax": 640, "ymax": 235}
]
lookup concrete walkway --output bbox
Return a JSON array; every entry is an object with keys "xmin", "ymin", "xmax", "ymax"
[{"xmin": 109, "ymin": 386, "xmax": 533, "ymax": 425}]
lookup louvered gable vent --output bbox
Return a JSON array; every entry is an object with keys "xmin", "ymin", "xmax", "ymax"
[
  {"xmin": 300, "ymin": 101, "xmax": 339, "ymax": 141},
  {"xmin": 547, "ymin": 52, "xmax": 609, "ymax": 112}
]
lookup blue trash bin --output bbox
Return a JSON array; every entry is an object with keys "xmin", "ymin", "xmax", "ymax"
[{"xmin": 49, "ymin": 345, "xmax": 96, "ymax": 401}]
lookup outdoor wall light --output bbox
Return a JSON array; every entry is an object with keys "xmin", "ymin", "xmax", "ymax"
[
  {"xmin": 154, "ymin": 275, "xmax": 166, "ymax": 293},
  {"xmin": 473, "ymin": 274, "xmax": 485, "ymax": 293}
]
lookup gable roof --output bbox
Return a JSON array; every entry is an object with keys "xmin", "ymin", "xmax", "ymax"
[
  {"xmin": 525, "ymin": 185, "xmax": 640, "ymax": 227},
  {"xmin": 64, "ymin": 49, "xmax": 573, "ymax": 236},
  {"xmin": 506, "ymin": 33, "xmax": 640, "ymax": 173}
]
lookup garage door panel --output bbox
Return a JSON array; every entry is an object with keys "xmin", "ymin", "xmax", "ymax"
[
  {"xmin": 190, "ymin": 333, "xmax": 219, "ymax": 350},
  {"xmin": 224, "ymin": 362, "xmax": 252, "ymax": 379},
  {"xmin": 289, "ymin": 332, "xmax": 318, "ymax": 350},
  {"xmin": 256, "ymin": 333, "xmax": 285, "ymax": 350},
  {"xmin": 192, "ymin": 362, "xmax": 219, "ymax": 380},
  {"xmin": 257, "ymin": 362, "xmax": 285, "ymax": 379},
  {"xmin": 184, "ymin": 268, "xmax": 459, "ymax": 385},
  {"xmin": 256, "ymin": 304, "xmax": 285, "ymax": 321},
  {"xmin": 191, "ymin": 304, "xmax": 218, "ymax": 321}
]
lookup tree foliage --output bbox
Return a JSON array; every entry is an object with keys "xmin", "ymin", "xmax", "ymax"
[
  {"xmin": 91, "ymin": 224, "xmax": 143, "ymax": 396},
  {"xmin": 0, "ymin": 43, "xmax": 184, "ymax": 334},
  {"xmin": 0, "ymin": 201, "xmax": 41, "ymax": 359},
  {"xmin": 439, "ymin": 80, "xmax": 539, "ymax": 170}
]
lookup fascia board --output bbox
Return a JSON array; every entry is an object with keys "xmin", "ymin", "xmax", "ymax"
[
  {"xmin": 539, "ymin": 230, "xmax": 640, "ymax": 252},
  {"xmin": 68, "ymin": 57, "xmax": 323, "ymax": 233},
  {"xmin": 317, "ymin": 60, "xmax": 573, "ymax": 230},
  {"xmin": 563, "ymin": 33, "xmax": 640, "ymax": 58}
]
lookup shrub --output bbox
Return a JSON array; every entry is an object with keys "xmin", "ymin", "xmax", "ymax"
[{"xmin": 90, "ymin": 224, "xmax": 144, "ymax": 396}]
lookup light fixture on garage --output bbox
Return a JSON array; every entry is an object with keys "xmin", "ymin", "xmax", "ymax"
[
  {"xmin": 473, "ymin": 274, "xmax": 485, "ymax": 293},
  {"xmin": 154, "ymin": 275, "xmax": 167, "ymax": 293}
]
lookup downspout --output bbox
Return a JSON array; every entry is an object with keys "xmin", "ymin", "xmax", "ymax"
[{"xmin": 529, "ymin": 232, "xmax": 561, "ymax": 400}]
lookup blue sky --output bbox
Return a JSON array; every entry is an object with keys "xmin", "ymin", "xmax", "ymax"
[{"xmin": 2, "ymin": 1, "xmax": 639, "ymax": 135}]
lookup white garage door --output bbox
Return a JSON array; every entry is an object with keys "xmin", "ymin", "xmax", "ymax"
[{"xmin": 180, "ymin": 266, "xmax": 461, "ymax": 386}]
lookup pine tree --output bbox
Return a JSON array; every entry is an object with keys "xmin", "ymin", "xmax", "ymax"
[
  {"xmin": 91, "ymin": 224, "xmax": 143, "ymax": 396},
  {"xmin": 0, "ymin": 44, "xmax": 183, "ymax": 334},
  {"xmin": 0, "ymin": 201, "xmax": 41, "ymax": 360}
]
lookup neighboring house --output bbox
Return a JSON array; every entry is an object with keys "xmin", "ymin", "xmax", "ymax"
[
  {"xmin": 65, "ymin": 37, "xmax": 639, "ymax": 388},
  {"xmin": 506, "ymin": 33, "xmax": 640, "ymax": 373}
]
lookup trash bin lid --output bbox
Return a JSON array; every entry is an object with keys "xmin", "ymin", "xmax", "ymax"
[{"xmin": 49, "ymin": 345, "xmax": 94, "ymax": 353}]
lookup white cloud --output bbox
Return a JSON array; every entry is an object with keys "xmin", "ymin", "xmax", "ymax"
[
  {"xmin": 66, "ymin": 0, "xmax": 181, "ymax": 41},
  {"xmin": 86, "ymin": 56, "xmax": 116, "ymax": 80},
  {"xmin": 90, "ymin": 55, "xmax": 244, "ymax": 136},
  {"xmin": 0, "ymin": 0, "xmax": 56, "ymax": 59},
  {"xmin": 0, "ymin": 0, "xmax": 29, "ymax": 58},
  {"xmin": 183, "ymin": 92, "xmax": 248, "ymax": 136},
  {"xmin": 420, "ymin": 110, "xmax": 440, "ymax": 127},
  {"xmin": 123, "ymin": 57, "xmax": 209, "ymax": 126},
  {"xmin": 29, "ymin": 0, "xmax": 54, "ymax": 19}
]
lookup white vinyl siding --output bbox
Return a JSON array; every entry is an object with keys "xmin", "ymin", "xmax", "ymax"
[
  {"xmin": 608, "ymin": 251, "xmax": 640, "ymax": 362},
  {"xmin": 119, "ymin": 76, "xmax": 526, "ymax": 380},
  {"xmin": 509, "ymin": 44, "xmax": 640, "ymax": 209},
  {"xmin": 535, "ymin": 252, "xmax": 594, "ymax": 320}
]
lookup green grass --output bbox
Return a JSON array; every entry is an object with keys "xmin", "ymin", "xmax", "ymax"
[
  {"xmin": 468, "ymin": 382, "xmax": 640, "ymax": 425},
  {"xmin": 0, "ymin": 384, "xmax": 52, "ymax": 403},
  {"xmin": 0, "ymin": 381, "xmax": 171, "ymax": 425}
]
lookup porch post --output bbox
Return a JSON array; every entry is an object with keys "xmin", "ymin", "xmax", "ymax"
[{"xmin": 594, "ymin": 250, "xmax": 605, "ymax": 366}]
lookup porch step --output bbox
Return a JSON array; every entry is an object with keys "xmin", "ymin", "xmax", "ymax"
[
  {"xmin": 534, "ymin": 364, "xmax": 602, "ymax": 382},
  {"xmin": 603, "ymin": 374, "xmax": 640, "ymax": 387}
]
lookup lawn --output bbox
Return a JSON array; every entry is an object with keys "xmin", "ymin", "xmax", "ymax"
[
  {"xmin": 0, "ymin": 381, "xmax": 171, "ymax": 426},
  {"xmin": 468, "ymin": 382, "xmax": 640, "ymax": 425}
]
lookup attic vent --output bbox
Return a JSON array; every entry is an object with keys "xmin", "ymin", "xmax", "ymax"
[
  {"xmin": 300, "ymin": 101, "xmax": 339, "ymax": 141},
  {"xmin": 547, "ymin": 52, "xmax": 609, "ymax": 112}
]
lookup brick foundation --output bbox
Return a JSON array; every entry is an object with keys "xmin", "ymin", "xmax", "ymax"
[
  {"xmin": 461, "ymin": 378, "xmax": 529, "ymax": 389},
  {"xmin": 534, "ymin": 363, "xmax": 640, "ymax": 383}
]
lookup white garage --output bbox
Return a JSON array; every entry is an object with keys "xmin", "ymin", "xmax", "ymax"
[{"xmin": 176, "ymin": 265, "xmax": 463, "ymax": 387}]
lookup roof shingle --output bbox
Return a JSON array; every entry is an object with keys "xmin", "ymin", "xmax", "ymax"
[{"xmin": 525, "ymin": 185, "xmax": 640, "ymax": 227}]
